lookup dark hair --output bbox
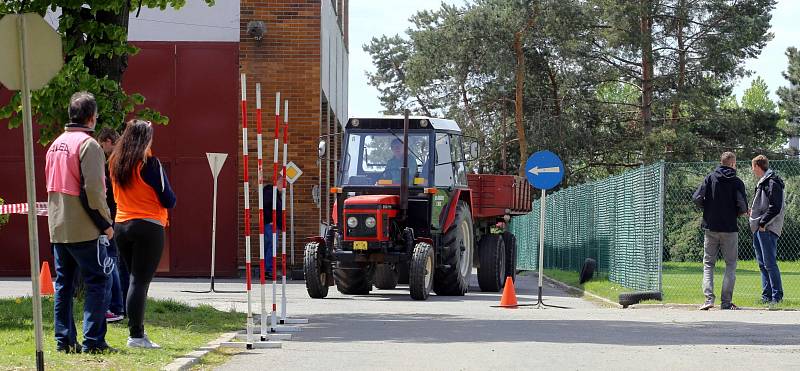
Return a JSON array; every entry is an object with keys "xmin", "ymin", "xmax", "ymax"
[
  {"xmin": 752, "ymin": 155, "xmax": 769, "ymax": 172},
  {"xmin": 69, "ymin": 92, "xmax": 97, "ymax": 125},
  {"xmin": 96, "ymin": 127, "xmax": 119, "ymax": 144},
  {"xmin": 391, "ymin": 138, "xmax": 403, "ymax": 148},
  {"xmin": 109, "ymin": 120, "xmax": 153, "ymax": 188}
]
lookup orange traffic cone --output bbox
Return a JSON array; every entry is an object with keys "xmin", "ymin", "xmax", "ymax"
[
  {"xmin": 498, "ymin": 276, "xmax": 518, "ymax": 308},
  {"xmin": 39, "ymin": 261, "xmax": 54, "ymax": 296}
]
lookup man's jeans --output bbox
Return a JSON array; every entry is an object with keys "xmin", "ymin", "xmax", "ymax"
[
  {"xmin": 753, "ymin": 230, "xmax": 783, "ymax": 302},
  {"xmin": 104, "ymin": 239, "xmax": 125, "ymax": 315},
  {"xmin": 703, "ymin": 231, "xmax": 738, "ymax": 306},
  {"xmin": 262, "ymin": 223, "xmax": 274, "ymax": 274},
  {"xmin": 53, "ymin": 240, "xmax": 109, "ymax": 350}
]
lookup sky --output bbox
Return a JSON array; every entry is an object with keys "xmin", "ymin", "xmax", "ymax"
[{"xmin": 348, "ymin": 0, "xmax": 799, "ymax": 117}]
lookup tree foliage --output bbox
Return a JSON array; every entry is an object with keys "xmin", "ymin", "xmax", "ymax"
[
  {"xmin": 0, "ymin": 0, "xmax": 214, "ymax": 144},
  {"xmin": 364, "ymin": 0, "xmax": 784, "ymax": 183},
  {"xmin": 777, "ymin": 47, "xmax": 800, "ymax": 139}
]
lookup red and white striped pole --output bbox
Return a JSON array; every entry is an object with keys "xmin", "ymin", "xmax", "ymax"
[
  {"xmin": 255, "ymin": 83, "xmax": 268, "ymax": 339},
  {"xmin": 271, "ymin": 92, "xmax": 280, "ymax": 332},
  {"xmin": 280, "ymin": 100, "xmax": 289, "ymax": 322},
  {"xmin": 240, "ymin": 74, "xmax": 254, "ymax": 344}
]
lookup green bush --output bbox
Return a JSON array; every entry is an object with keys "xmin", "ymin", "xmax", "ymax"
[{"xmin": 0, "ymin": 197, "xmax": 8, "ymax": 227}]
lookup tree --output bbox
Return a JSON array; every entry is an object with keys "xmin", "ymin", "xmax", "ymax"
[
  {"xmin": 364, "ymin": 0, "xmax": 780, "ymax": 184},
  {"xmin": 777, "ymin": 47, "xmax": 800, "ymax": 137},
  {"xmin": 742, "ymin": 77, "xmax": 777, "ymax": 113},
  {"xmin": 0, "ymin": 0, "xmax": 214, "ymax": 143}
]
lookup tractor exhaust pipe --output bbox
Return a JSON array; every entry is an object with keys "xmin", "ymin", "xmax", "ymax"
[{"xmin": 400, "ymin": 109, "xmax": 410, "ymax": 220}]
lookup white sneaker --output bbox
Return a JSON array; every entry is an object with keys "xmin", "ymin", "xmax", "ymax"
[{"xmin": 127, "ymin": 334, "xmax": 161, "ymax": 349}]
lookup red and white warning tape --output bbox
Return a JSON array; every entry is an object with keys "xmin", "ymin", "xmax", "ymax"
[{"xmin": 0, "ymin": 202, "xmax": 48, "ymax": 216}]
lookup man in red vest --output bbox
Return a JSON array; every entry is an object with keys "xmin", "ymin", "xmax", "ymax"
[{"xmin": 45, "ymin": 92, "xmax": 115, "ymax": 354}]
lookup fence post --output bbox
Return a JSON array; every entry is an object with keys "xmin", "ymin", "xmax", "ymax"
[{"xmin": 658, "ymin": 161, "xmax": 666, "ymax": 294}]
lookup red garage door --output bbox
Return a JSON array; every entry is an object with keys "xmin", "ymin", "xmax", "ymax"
[{"xmin": 0, "ymin": 42, "xmax": 240, "ymax": 277}]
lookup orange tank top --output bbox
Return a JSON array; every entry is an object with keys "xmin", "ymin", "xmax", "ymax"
[{"xmin": 112, "ymin": 160, "xmax": 169, "ymax": 226}]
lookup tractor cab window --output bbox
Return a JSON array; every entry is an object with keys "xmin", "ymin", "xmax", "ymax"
[
  {"xmin": 434, "ymin": 133, "xmax": 454, "ymax": 187},
  {"xmin": 450, "ymin": 135, "xmax": 468, "ymax": 186},
  {"xmin": 340, "ymin": 132, "xmax": 430, "ymax": 186}
]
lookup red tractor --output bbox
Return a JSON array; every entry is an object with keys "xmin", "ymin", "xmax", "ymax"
[{"xmin": 304, "ymin": 114, "xmax": 532, "ymax": 300}]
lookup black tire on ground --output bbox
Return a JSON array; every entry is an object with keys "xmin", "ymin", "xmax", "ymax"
[
  {"xmin": 477, "ymin": 234, "xmax": 506, "ymax": 292},
  {"xmin": 579, "ymin": 258, "xmax": 597, "ymax": 284},
  {"xmin": 374, "ymin": 264, "xmax": 398, "ymax": 290},
  {"xmin": 303, "ymin": 242, "xmax": 329, "ymax": 298},
  {"xmin": 433, "ymin": 201, "xmax": 474, "ymax": 296},
  {"xmin": 409, "ymin": 242, "xmax": 434, "ymax": 300},
  {"xmin": 502, "ymin": 232, "xmax": 518, "ymax": 283},
  {"xmin": 618, "ymin": 291, "xmax": 663, "ymax": 308},
  {"xmin": 334, "ymin": 262, "xmax": 372, "ymax": 295},
  {"xmin": 397, "ymin": 262, "xmax": 410, "ymax": 284}
]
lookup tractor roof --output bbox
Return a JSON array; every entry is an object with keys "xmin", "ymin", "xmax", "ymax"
[{"xmin": 345, "ymin": 116, "xmax": 461, "ymax": 133}]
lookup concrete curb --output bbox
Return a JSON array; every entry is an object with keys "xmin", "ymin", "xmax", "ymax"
[
  {"xmin": 538, "ymin": 273, "xmax": 623, "ymax": 309},
  {"xmin": 162, "ymin": 331, "xmax": 238, "ymax": 371}
]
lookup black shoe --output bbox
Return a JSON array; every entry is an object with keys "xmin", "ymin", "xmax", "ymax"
[
  {"xmin": 721, "ymin": 303, "xmax": 740, "ymax": 310},
  {"xmin": 56, "ymin": 343, "xmax": 81, "ymax": 354},
  {"xmin": 83, "ymin": 345, "xmax": 119, "ymax": 354}
]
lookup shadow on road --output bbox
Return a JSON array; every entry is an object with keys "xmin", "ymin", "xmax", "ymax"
[{"xmin": 298, "ymin": 312, "xmax": 800, "ymax": 346}]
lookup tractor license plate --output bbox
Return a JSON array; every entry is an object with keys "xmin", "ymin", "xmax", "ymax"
[{"xmin": 353, "ymin": 241, "xmax": 368, "ymax": 251}]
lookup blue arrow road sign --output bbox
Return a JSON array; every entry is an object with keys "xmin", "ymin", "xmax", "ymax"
[{"xmin": 525, "ymin": 150, "xmax": 564, "ymax": 190}]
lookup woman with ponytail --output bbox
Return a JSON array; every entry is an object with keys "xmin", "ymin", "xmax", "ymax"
[{"xmin": 109, "ymin": 120, "xmax": 176, "ymax": 349}]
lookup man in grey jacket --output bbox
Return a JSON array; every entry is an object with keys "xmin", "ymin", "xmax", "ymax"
[{"xmin": 749, "ymin": 155, "xmax": 786, "ymax": 305}]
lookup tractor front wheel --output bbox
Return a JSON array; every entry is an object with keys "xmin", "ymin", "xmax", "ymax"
[
  {"xmin": 303, "ymin": 242, "xmax": 329, "ymax": 299},
  {"xmin": 409, "ymin": 242, "xmax": 434, "ymax": 300}
]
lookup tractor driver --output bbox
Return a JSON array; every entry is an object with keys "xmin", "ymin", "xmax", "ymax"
[{"xmin": 380, "ymin": 138, "xmax": 417, "ymax": 185}]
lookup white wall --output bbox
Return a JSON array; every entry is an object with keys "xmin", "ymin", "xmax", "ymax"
[
  {"xmin": 321, "ymin": 0, "xmax": 349, "ymax": 123},
  {"xmin": 45, "ymin": 1, "xmax": 239, "ymax": 42}
]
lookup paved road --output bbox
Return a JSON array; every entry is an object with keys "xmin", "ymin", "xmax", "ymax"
[
  {"xmin": 150, "ymin": 273, "xmax": 800, "ymax": 371},
  {"xmin": 4, "ymin": 273, "xmax": 800, "ymax": 370}
]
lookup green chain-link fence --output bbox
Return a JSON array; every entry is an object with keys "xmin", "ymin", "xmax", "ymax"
[
  {"xmin": 510, "ymin": 163, "xmax": 664, "ymax": 292},
  {"xmin": 511, "ymin": 159, "xmax": 800, "ymax": 307}
]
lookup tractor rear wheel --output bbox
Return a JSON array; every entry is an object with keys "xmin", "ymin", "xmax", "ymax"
[
  {"xmin": 334, "ymin": 262, "xmax": 372, "ymax": 295},
  {"xmin": 477, "ymin": 234, "xmax": 506, "ymax": 292},
  {"xmin": 303, "ymin": 242, "xmax": 329, "ymax": 298},
  {"xmin": 374, "ymin": 264, "xmax": 398, "ymax": 290},
  {"xmin": 433, "ymin": 201, "xmax": 474, "ymax": 296},
  {"xmin": 409, "ymin": 242, "xmax": 434, "ymax": 300},
  {"xmin": 397, "ymin": 262, "xmax": 410, "ymax": 284}
]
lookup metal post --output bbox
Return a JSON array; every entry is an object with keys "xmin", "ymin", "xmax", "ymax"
[
  {"xmin": 538, "ymin": 188, "xmax": 545, "ymax": 301},
  {"xmin": 210, "ymin": 170, "xmax": 218, "ymax": 290},
  {"xmin": 18, "ymin": 15, "xmax": 45, "ymax": 371},
  {"xmin": 290, "ymin": 182, "xmax": 295, "ymax": 266}
]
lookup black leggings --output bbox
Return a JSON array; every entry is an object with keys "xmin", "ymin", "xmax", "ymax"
[{"xmin": 115, "ymin": 219, "xmax": 164, "ymax": 338}]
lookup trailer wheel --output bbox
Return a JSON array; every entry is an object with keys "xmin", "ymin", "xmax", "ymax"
[
  {"xmin": 374, "ymin": 264, "xmax": 398, "ymax": 290},
  {"xmin": 502, "ymin": 231, "xmax": 517, "ymax": 283},
  {"xmin": 303, "ymin": 242, "xmax": 329, "ymax": 298},
  {"xmin": 334, "ymin": 262, "xmax": 372, "ymax": 295},
  {"xmin": 477, "ymin": 234, "xmax": 506, "ymax": 292},
  {"xmin": 433, "ymin": 201, "xmax": 474, "ymax": 296},
  {"xmin": 410, "ymin": 242, "xmax": 434, "ymax": 300}
]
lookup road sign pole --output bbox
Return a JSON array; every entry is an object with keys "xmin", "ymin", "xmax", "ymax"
[
  {"xmin": 538, "ymin": 188, "xmax": 545, "ymax": 303},
  {"xmin": 17, "ymin": 15, "xmax": 45, "ymax": 371}
]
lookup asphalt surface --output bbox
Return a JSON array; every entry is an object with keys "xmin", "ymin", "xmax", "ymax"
[{"xmin": 4, "ymin": 272, "xmax": 800, "ymax": 370}]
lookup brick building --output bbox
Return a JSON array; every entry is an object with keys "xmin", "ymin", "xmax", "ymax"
[{"xmin": 0, "ymin": 1, "xmax": 348, "ymax": 276}]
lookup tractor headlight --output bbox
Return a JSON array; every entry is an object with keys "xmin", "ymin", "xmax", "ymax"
[
  {"xmin": 365, "ymin": 216, "xmax": 377, "ymax": 229},
  {"xmin": 347, "ymin": 217, "xmax": 358, "ymax": 228}
]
